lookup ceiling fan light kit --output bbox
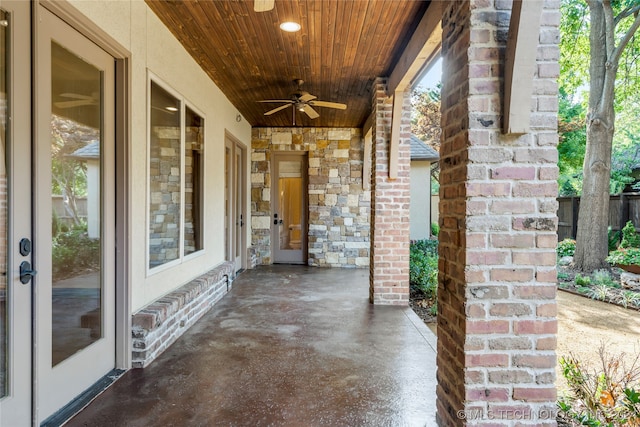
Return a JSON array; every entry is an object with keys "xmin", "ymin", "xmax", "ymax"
[{"xmin": 253, "ymin": 0, "xmax": 274, "ymax": 12}]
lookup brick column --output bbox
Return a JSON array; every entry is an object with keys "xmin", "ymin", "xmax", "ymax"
[
  {"xmin": 436, "ymin": 1, "xmax": 559, "ymax": 425},
  {"xmin": 369, "ymin": 79, "xmax": 412, "ymax": 305}
]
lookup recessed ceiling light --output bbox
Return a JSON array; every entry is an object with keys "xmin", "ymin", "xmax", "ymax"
[
  {"xmin": 280, "ymin": 21, "xmax": 301, "ymax": 32},
  {"xmin": 165, "ymin": 106, "xmax": 178, "ymax": 112}
]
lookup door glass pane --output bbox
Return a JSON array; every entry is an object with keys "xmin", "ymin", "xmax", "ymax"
[
  {"xmin": 224, "ymin": 146, "xmax": 230, "ymax": 260},
  {"xmin": 50, "ymin": 42, "xmax": 102, "ymax": 366},
  {"xmin": 235, "ymin": 151, "xmax": 241, "ymax": 258},
  {"xmin": 278, "ymin": 160, "xmax": 302, "ymax": 250},
  {"xmin": 184, "ymin": 107, "xmax": 202, "ymax": 256},
  {"xmin": 149, "ymin": 82, "xmax": 181, "ymax": 268},
  {"xmin": 0, "ymin": 8, "xmax": 8, "ymax": 398}
]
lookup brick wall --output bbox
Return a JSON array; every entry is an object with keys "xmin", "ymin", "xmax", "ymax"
[
  {"xmin": 131, "ymin": 262, "xmax": 235, "ymax": 368},
  {"xmin": 369, "ymin": 79, "xmax": 412, "ymax": 305},
  {"xmin": 436, "ymin": 1, "xmax": 559, "ymax": 425},
  {"xmin": 251, "ymin": 128, "xmax": 370, "ymax": 267}
]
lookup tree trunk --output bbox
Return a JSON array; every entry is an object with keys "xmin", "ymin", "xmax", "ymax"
[{"xmin": 573, "ymin": 1, "xmax": 616, "ymax": 271}]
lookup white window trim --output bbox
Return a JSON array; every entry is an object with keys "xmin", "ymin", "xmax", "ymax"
[{"xmin": 146, "ymin": 72, "xmax": 206, "ymax": 276}]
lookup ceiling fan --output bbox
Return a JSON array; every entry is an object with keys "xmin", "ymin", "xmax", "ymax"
[
  {"xmin": 259, "ymin": 79, "xmax": 347, "ymax": 123},
  {"xmin": 54, "ymin": 92, "xmax": 98, "ymax": 109},
  {"xmin": 254, "ymin": 0, "xmax": 274, "ymax": 12}
]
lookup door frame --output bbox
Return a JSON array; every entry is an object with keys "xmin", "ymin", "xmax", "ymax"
[
  {"xmin": 270, "ymin": 151, "xmax": 308, "ymax": 264},
  {"xmin": 224, "ymin": 131, "xmax": 247, "ymax": 273}
]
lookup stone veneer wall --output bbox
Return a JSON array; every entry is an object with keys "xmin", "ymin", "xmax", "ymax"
[
  {"xmin": 149, "ymin": 126, "xmax": 181, "ymax": 268},
  {"xmin": 251, "ymin": 128, "xmax": 370, "ymax": 267},
  {"xmin": 436, "ymin": 1, "xmax": 559, "ymax": 425}
]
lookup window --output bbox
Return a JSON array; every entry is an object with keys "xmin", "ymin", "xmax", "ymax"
[
  {"xmin": 184, "ymin": 107, "xmax": 203, "ymax": 256},
  {"xmin": 148, "ymin": 79, "xmax": 203, "ymax": 270}
]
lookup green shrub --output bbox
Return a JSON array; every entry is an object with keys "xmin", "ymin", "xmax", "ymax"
[
  {"xmin": 52, "ymin": 228, "xmax": 100, "ymax": 282},
  {"xmin": 557, "ymin": 345, "xmax": 640, "ymax": 426},
  {"xmin": 575, "ymin": 274, "xmax": 591, "ymax": 287},
  {"xmin": 609, "ymin": 226, "xmax": 621, "ymax": 252},
  {"xmin": 591, "ymin": 269, "xmax": 619, "ymax": 288},
  {"xmin": 430, "ymin": 222, "xmax": 440, "ymax": 237},
  {"xmin": 586, "ymin": 284, "xmax": 611, "ymax": 301},
  {"xmin": 557, "ymin": 238, "xmax": 576, "ymax": 258},
  {"xmin": 619, "ymin": 291, "xmax": 640, "ymax": 309},
  {"xmin": 409, "ymin": 239, "xmax": 438, "ymax": 298},
  {"xmin": 620, "ymin": 221, "xmax": 640, "ymax": 249},
  {"xmin": 606, "ymin": 248, "xmax": 640, "ymax": 266},
  {"xmin": 411, "ymin": 239, "xmax": 438, "ymax": 257}
]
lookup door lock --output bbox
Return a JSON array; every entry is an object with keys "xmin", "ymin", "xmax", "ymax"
[
  {"xmin": 19, "ymin": 261, "xmax": 37, "ymax": 284},
  {"xmin": 19, "ymin": 238, "xmax": 32, "ymax": 256}
]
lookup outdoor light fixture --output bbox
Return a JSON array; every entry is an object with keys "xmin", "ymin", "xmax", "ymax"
[{"xmin": 280, "ymin": 21, "xmax": 301, "ymax": 32}]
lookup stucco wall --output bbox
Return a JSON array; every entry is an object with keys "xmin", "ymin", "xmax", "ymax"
[
  {"xmin": 251, "ymin": 128, "xmax": 370, "ymax": 267},
  {"xmin": 410, "ymin": 160, "xmax": 432, "ymax": 240},
  {"xmin": 68, "ymin": 0, "xmax": 252, "ymax": 311}
]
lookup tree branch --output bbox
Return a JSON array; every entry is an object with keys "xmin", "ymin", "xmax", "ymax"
[
  {"xmin": 614, "ymin": 3, "xmax": 640, "ymax": 26},
  {"xmin": 611, "ymin": 10, "xmax": 640, "ymax": 67},
  {"xmin": 603, "ymin": 0, "xmax": 616, "ymax": 56}
]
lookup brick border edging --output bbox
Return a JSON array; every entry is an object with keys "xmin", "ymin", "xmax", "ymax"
[{"xmin": 131, "ymin": 261, "xmax": 235, "ymax": 368}]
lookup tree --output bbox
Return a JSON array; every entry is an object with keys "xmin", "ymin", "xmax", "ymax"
[
  {"xmin": 50, "ymin": 114, "xmax": 95, "ymax": 227},
  {"xmin": 411, "ymin": 85, "xmax": 442, "ymax": 192},
  {"xmin": 411, "ymin": 85, "xmax": 442, "ymax": 151},
  {"xmin": 558, "ymin": 89, "xmax": 587, "ymax": 196},
  {"xmin": 571, "ymin": 0, "xmax": 640, "ymax": 271}
]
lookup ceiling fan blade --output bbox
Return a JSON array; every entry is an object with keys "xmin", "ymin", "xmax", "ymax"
[
  {"xmin": 254, "ymin": 0, "xmax": 274, "ymax": 12},
  {"xmin": 264, "ymin": 104, "xmax": 292, "ymax": 116},
  {"xmin": 54, "ymin": 100, "xmax": 96, "ymax": 109},
  {"xmin": 298, "ymin": 93, "xmax": 316, "ymax": 102},
  {"xmin": 258, "ymin": 99, "xmax": 294, "ymax": 104},
  {"xmin": 302, "ymin": 104, "xmax": 319, "ymax": 119},
  {"xmin": 310, "ymin": 100, "xmax": 347, "ymax": 110}
]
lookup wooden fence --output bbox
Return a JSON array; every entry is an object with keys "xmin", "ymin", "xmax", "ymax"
[{"xmin": 557, "ymin": 193, "xmax": 640, "ymax": 241}]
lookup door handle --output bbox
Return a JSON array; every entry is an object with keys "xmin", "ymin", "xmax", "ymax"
[{"xmin": 19, "ymin": 261, "xmax": 37, "ymax": 284}]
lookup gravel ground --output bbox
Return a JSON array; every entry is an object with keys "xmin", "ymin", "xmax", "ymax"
[{"xmin": 556, "ymin": 290, "xmax": 640, "ymax": 393}]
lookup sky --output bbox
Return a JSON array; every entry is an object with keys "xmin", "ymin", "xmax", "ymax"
[{"xmin": 417, "ymin": 57, "xmax": 442, "ymax": 90}]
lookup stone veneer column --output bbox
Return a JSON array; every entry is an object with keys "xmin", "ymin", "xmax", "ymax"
[
  {"xmin": 250, "ymin": 128, "xmax": 370, "ymax": 267},
  {"xmin": 369, "ymin": 79, "xmax": 412, "ymax": 305},
  {"xmin": 436, "ymin": 1, "xmax": 559, "ymax": 425}
]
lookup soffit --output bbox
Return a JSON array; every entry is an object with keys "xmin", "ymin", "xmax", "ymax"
[{"xmin": 145, "ymin": 0, "xmax": 431, "ymax": 128}]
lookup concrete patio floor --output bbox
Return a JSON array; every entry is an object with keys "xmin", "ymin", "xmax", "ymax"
[{"xmin": 67, "ymin": 265, "xmax": 437, "ymax": 427}]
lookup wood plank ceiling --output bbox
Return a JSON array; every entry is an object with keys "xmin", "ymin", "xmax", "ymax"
[{"xmin": 145, "ymin": 0, "xmax": 431, "ymax": 128}]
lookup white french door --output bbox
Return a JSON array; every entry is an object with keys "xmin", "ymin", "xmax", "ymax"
[
  {"xmin": 225, "ymin": 136, "xmax": 246, "ymax": 273},
  {"xmin": 271, "ymin": 152, "xmax": 307, "ymax": 264},
  {"xmin": 34, "ymin": 6, "xmax": 116, "ymax": 423},
  {"xmin": 0, "ymin": 4, "xmax": 118, "ymax": 425},
  {"xmin": 0, "ymin": 1, "xmax": 34, "ymax": 424}
]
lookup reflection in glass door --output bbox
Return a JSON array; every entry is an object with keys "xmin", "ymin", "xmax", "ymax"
[
  {"xmin": 50, "ymin": 40, "xmax": 103, "ymax": 366},
  {"xmin": 271, "ymin": 153, "xmax": 307, "ymax": 264}
]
